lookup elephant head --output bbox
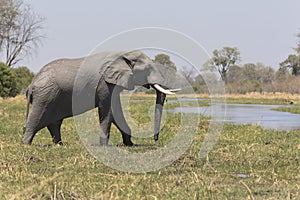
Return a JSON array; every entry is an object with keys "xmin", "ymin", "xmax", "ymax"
[
  {"xmin": 103, "ymin": 50, "xmax": 172, "ymax": 90},
  {"xmin": 99, "ymin": 50, "xmax": 175, "ymax": 141}
]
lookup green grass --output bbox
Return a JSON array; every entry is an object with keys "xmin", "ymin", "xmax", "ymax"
[
  {"xmin": 272, "ymin": 106, "xmax": 300, "ymax": 114},
  {"xmin": 226, "ymin": 97, "xmax": 294, "ymax": 105},
  {"xmin": 0, "ymin": 96, "xmax": 299, "ymax": 199}
]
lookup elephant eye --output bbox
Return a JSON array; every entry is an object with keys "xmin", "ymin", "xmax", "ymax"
[{"xmin": 131, "ymin": 59, "xmax": 137, "ymax": 68}]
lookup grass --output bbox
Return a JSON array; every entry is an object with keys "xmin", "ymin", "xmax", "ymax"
[
  {"xmin": 225, "ymin": 97, "xmax": 293, "ymax": 105},
  {"xmin": 224, "ymin": 92, "xmax": 300, "ymax": 105},
  {"xmin": 0, "ymin": 95, "xmax": 299, "ymax": 199},
  {"xmin": 272, "ymin": 106, "xmax": 300, "ymax": 114},
  {"xmin": 131, "ymin": 92, "xmax": 300, "ymax": 105}
]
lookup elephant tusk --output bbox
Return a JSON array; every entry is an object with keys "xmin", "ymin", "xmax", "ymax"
[
  {"xmin": 169, "ymin": 88, "xmax": 181, "ymax": 92},
  {"xmin": 153, "ymin": 84, "xmax": 175, "ymax": 95}
]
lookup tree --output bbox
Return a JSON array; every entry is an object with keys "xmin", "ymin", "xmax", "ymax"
[
  {"xmin": 13, "ymin": 66, "xmax": 34, "ymax": 93},
  {"xmin": 241, "ymin": 63, "xmax": 261, "ymax": 81},
  {"xmin": 153, "ymin": 54, "xmax": 178, "ymax": 88},
  {"xmin": 0, "ymin": 62, "xmax": 18, "ymax": 97},
  {"xmin": 295, "ymin": 32, "xmax": 300, "ymax": 54},
  {"xmin": 280, "ymin": 54, "xmax": 300, "ymax": 76},
  {"xmin": 259, "ymin": 65, "xmax": 275, "ymax": 83},
  {"xmin": 0, "ymin": 0, "xmax": 44, "ymax": 66},
  {"xmin": 279, "ymin": 31, "xmax": 300, "ymax": 76},
  {"xmin": 153, "ymin": 54, "xmax": 177, "ymax": 72},
  {"xmin": 275, "ymin": 65, "xmax": 290, "ymax": 80},
  {"xmin": 227, "ymin": 65, "xmax": 242, "ymax": 83},
  {"xmin": 0, "ymin": 0, "xmax": 17, "ymax": 48},
  {"xmin": 226, "ymin": 63, "xmax": 274, "ymax": 94},
  {"xmin": 179, "ymin": 65, "xmax": 195, "ymax": 85},
  {"xmin": 211, "ymin": 47, "xmax": 241, "ymax": 83}
]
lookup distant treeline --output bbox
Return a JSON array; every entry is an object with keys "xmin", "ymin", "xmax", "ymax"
[
  {"xmin": 1, "ymin": 54, "xmax": 300, "ymax": 98},
  {"xmin": 187, "ymin": 63, "xmax": 300, "ymax": 94}
]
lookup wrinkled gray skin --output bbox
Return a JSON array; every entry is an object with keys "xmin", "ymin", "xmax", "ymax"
[{"xmin": 22, "ymin": 50, "xmax": 169, "ymax": 146}]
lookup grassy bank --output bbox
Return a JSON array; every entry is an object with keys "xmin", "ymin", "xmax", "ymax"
[
  {"xmin": 127, "ymin": 92, "xmax": 300, "ymax": 105},
  {"xmin": 0, "ymin": 96, "xmax": 299, "ymax": 199},
  {"xmin": 272, "ymin": 106, "xmax": 300, "ymax": 114}
]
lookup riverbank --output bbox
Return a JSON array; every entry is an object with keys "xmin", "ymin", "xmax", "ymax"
[{"xmin": 125, "ymin": 92, "xmax": 300, "ymax": 105}]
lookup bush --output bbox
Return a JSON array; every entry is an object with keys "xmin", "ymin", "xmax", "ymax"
[
  {"xmin": 13, "ymin": 66, "xmax": 34, "ymax": 94},
  {"xmin": 226, "ymin": 80, "xmax": 262, "ymax": 94},
  {"xmin": 0, "ymin": 62, "xmax": 18, "ymax": 98}
]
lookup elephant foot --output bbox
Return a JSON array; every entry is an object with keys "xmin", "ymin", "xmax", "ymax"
[
  {"xmin": 21, "ymin": 137, "xmax": 33, "ymax": 145},
  {"xmin": 21, "ymin": 140, "xmax": 32, "ymax": 145},
  {"xmin": 124, "ymin": 142, "xmax": 134, "ymax": 146},
  {"xmin": 123, "ymin": 138, "xmax": 134, "ymax": 147},
  {"xmin": 100, "ymin": 136, "xmax": 133, "ymax": 146},
  {"xmin": 53, "ymin": 141, "xmax": 64, "ymax": 146},
  {"xmin": 100, "ymin": 137, "xmax": 109, "ymax": 146}
]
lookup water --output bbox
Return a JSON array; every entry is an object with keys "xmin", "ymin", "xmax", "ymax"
[{"xmin": 170, "ymin": 103, "xmax": 300, "ymax": 131}]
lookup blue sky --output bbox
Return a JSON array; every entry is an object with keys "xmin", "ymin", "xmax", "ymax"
[{"xmin": 22, "ymin": 0, "xmax": 300, "ymax": 72}]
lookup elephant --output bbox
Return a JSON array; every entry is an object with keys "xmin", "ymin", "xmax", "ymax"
[{"xmin": 22, "ymin": 50, "xmax": 176, "ymax": 146}]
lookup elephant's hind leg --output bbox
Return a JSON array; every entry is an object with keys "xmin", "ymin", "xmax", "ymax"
[
  {"xmin": 47, "ymin": 120, "xmax": 63, "ymax": 145},
  {"xmin": 22, "ymin": 128, "xmax": 37, "ymax": 145},
  {"xmin": 22, "ymin": 104, "xmax": 46, "ymax": 144}
]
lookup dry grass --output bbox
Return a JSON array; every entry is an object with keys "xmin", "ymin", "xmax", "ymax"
[
  {"xmin": 123, "ymin": 91, "xmax": 300, "ymax": 100},
  {"xmin": 224, "ymin": 92, "xmax": 300, "ymax": 100}
]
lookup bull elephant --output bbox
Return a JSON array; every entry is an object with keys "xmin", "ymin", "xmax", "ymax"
[{"xmin": 22, "ymin": 50, "xmax": 176, "ymax": 146}]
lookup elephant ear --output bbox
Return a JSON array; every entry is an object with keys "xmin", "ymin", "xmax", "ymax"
[{"xmin": 103, "ymin": 53, "xmax": 135, "ymax": 90}]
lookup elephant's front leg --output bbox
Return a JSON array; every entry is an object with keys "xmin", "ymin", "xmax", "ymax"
[
  {"xmin": 98, "ymin": 105, "xmax": 113, "ymax": 146},
  {"xmin": 111, "ymin": 91, "xmax": 134, "ymax": 146}
]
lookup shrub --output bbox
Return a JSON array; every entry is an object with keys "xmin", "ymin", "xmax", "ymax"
[
  {"xmin": 0, "ymin": 62, "xmax": 18, "ymax": 97},
  {"xmin": 13, "ymin": 66, "xmax": 34, "ymax": 94}
]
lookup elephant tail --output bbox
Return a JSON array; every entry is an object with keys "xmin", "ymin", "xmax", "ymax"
[{"xmin": 23, "ymin": 87, "xmax": 32, "ymax": 134}]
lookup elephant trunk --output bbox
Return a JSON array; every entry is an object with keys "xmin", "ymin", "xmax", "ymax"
[{"xmin": 153, "ymin": 90, "xmax": 166, "ymax": 141}]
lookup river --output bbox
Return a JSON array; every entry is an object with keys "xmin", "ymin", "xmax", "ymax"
[{"xmin": 169, "ymin": 101, "xmax": 300, "ymax": 131}]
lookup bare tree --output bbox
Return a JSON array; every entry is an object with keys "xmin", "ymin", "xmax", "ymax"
[
  {"xmin": 180, "ymin": 65, "xmax": 196, "ymax": 85},
  {"xmin": 0, "ymin": 0, "xmax": 44, "ymax": 66},
  {"xmin": 0, "ymin": 0, "xmax": 18, "ymax": 49}
]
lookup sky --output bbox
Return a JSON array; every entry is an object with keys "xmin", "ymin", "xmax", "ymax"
[{"xmin": 21, "ymin": 0, "xmax": 300, "ymax": 72}]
